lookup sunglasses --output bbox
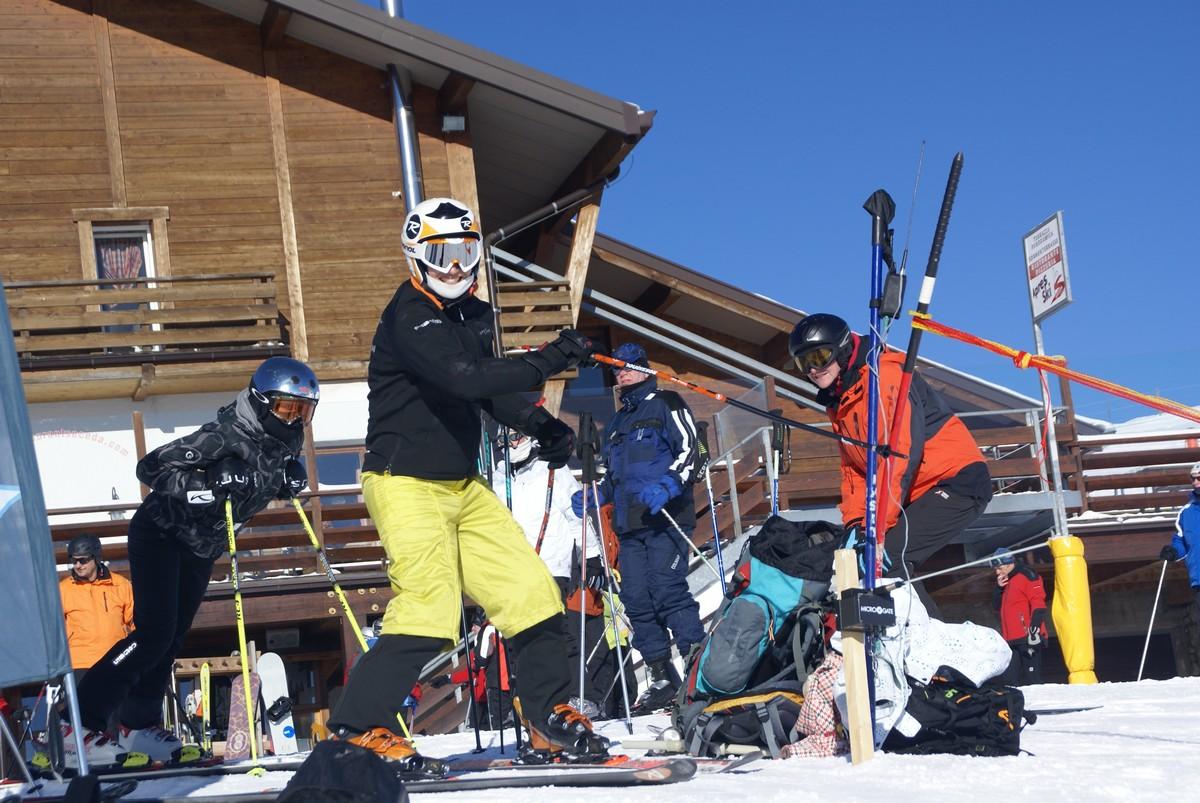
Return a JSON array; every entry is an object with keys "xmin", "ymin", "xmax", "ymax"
[
  {"xmin": 793, "ymin": 346, "xmax": 836, "ymax": 374},
  {"xmin": 269, "ymin": 396, "xmax": 317, "ymax": 425},
  {"xmin": 71, "ymin": 556, "xmax": 95, "ymax": 565}
]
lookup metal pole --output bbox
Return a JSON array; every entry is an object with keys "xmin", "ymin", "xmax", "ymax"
[
  {"xmin": 61, "ymin": 672, "xmax": 89, "ymax": 777},
  {"xmin": 591, "ymin": 482, "xmax": 634, "ymax": 733},
  {"xmin": 661, "ymin": 510, "xmax": 723, "ymax": 584},
  {"xmin": 1033, "ymin": 322, "xmax": 1070, "ymax": 540},
  {"xmin": 1137, "ymin": 560, "xmax": 1169, "ymax": 682}
]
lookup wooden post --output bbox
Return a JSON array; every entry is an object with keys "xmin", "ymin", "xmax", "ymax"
[
  {"xmin": 543, "ymin": 201, "xmax": 601, "ymax": 418},
  {"xmin": 833, "ymin": 548, "xmax": 874, "ymax": 764},
  {"xmin": 131, "ymin": 410, "xmax": 149, "ymax": 499},
  {"xmin": 1056, "ymin": 359, "xmax": 1088, "ymax": 512}
]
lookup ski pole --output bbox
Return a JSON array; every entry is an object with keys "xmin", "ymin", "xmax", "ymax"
[
  {"xmin": 696, "ymin": 422, "xmax": 727, "ymax": 595},
  {"xmin": 875, "ymin": 539, "xmax": 1049, "ymax": 594},
  {"xmin": 224, "ymin": 499, "xmax": 264, "ymax": 774},
  {"xmin": 589, "ymin": 481, "xmax": 634, "ymax": 733},
  {"xmin": 292, "ymin": 498, "xmax": 417, "ymax": 743},
  {"xmin": 459, "ymin": 604, "xmax": 484, "ymax": 753},
  {"xmin": 1137, "ymin": 559, "xmax": 1170, "ymax": 682},
  {"xmin": 875, "ymin": 153, "xmax": 964, "ymax": 560},
  {"xmin": 576, "ymin": 413, "xmax": 599, "ymax": 717},
  {"xmin": 533, "ymin": 468, "xmax": 555, "ymax": 554},
  {"xmin": 200, "ymin": 662, "xmax": 211, "ymax": 754},
  {"xmin": 661, "ymin": 509, "xmax": 723, "ymax": 584},
  {"xmin": 588, "ymin": 354, "xmax": 898, "ymax": 456}
]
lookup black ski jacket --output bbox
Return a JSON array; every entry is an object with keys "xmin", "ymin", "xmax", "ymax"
[
  {"xmin": 363, "ymin": 280, "xmax": 548, "ymax": 480},
  {"xmin": 135, "ymin": 390, "xmax": 304, "ymax": 559}
]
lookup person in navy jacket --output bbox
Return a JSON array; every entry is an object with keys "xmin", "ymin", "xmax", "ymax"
[
  {"xmin": 1162, "ymin": 462, "xmax": 1200, "ymax": 623},
  {"xmin": 572, "ymin": 342, "xmax": 704, "ymax": 712}
]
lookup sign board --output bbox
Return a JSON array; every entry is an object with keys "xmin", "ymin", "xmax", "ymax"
[{"xmin": 1022, "ymin": 211, "xmax": 1072, "ymax": 322}]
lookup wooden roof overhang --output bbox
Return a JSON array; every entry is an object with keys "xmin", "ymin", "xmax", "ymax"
[{"xmin": 194, "ymin": 0, "xmax": 655, "ymax": 229}]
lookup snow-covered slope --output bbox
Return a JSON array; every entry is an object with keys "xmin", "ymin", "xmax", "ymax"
[{"xmin": 13, "ymin": 676, "xmax": 1200, "ymax": 802}]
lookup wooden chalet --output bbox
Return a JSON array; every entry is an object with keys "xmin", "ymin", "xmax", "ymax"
[{"xmin": 2, "ymin": 0, "xmax": 1197, "ymax": 751}]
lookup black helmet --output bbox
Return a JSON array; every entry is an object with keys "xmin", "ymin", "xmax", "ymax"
[
  {"xmin": 249, "ymin": 357, "xmax": 320, "ymax": 427},
  {"xmin": 788, "ymin": 313, "xmax": 853, "ymax": 374},
  {"xmin": 67, "ymin": 534, "xmax": 102, "ymax": 562}
]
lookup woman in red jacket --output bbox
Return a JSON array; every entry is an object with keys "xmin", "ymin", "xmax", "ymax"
[{"xmin": 991, "ymin": 548, "xmax": 1049, "ymax": 685}]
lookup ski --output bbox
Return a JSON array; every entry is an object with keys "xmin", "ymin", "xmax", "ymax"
[
  {"xmin": 108, "ymin": 757, "xmax": 698, "ymax": 800},
  {"xmin": 1027, "ymin": 704, "xmax": 1102, "ymax": 716},
  {"xmin": 448, "ymin": 750, "xmax": 758, "ymax": 773}
]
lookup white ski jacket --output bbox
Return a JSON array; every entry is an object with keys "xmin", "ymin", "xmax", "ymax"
[{"xmin": 492, "ymin": 458, "xmax": 602, "ymax": 579}]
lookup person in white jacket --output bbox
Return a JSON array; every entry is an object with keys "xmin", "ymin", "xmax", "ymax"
[{"xmin": 492, "ymin": 428, "xmax": 612, "ymax": 718}]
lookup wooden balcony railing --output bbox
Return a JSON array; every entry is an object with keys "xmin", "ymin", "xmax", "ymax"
[{"xmin": 5, "ymin": 273, "xmax": 289, "ymax": 369}]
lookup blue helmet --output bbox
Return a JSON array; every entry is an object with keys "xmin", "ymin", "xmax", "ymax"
[
  {"xmin": 988, "ymin": 547, "xmax": 1016, "ymax": 568},
  {"xmin": 611, "ymin": 342, "xmax": 648, "ymax": 369},
  {"xmin": 250, "ymin": 357, "xmax": 319, "ymax": 426}
]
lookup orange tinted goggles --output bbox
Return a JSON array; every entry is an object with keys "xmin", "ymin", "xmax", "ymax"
[
  {"xmin": 793, "ymin": 346, "xmax": 836, "ymax": 374},
  {"xmin": 270, "ymin": 396, "xmax": 317, "ymax": 425}
]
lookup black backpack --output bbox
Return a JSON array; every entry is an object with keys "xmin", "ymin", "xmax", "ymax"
[
  {"xmin": 278, "ymin": 740, "xmax": 408, "ymax": 802},
  {"xmin": 882, "ymin": 667, "xmax": 1035, "ymax": 757}
]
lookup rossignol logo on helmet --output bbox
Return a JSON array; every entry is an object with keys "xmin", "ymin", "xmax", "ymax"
[
  {"xmin": 460, "ymin": 216, "xmax": 472, "ymax": 231},
  {"xmin": 405, "ymin": 215, "xmax": 421, "ymax": 240}
]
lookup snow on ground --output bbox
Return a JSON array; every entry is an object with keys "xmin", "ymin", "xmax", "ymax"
[{"xmin": 14, "ymin": 676, "xmax": 1200, "ymax": 802}]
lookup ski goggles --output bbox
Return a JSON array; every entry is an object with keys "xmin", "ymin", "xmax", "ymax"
[
  {"xmin": 987, "ymin": 554, "xmax": 1015, "ymax": 569},
  {"xmin": 793, "ymin": 346, "xmax": 836, "ymax": 374},
  {"xmin": 504, "ymin": 430, "xmax": 528, "ymax": 447},
  {"xmin": 269, "ymin": 395, "xmax": 317, "ymax": 426},
  {"xmin": 419, "ymin": 237, "xmax": 481, "ymax": 274}
]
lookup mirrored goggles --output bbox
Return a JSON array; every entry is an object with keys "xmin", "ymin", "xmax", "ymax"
[
  {"xmin": 793, "ymin": 346, "xmax": 836, "ymax": 374},
  {"xmin": 421, "ymin": 237, "xmax": 481, "ymax": 273},
  {"xmin": 987, "ymin": 555, "xmax": 1013, "ymax": 569},
  {"xmin": 270, "ymin": 395, "xmax": 317, "ymax": 426},
  {"xmin": 505, "ymin": 430, "xmax": 528, "ymax": 447}
]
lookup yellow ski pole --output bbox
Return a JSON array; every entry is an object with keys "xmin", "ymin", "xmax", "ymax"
[
  {"xmin": 225, "ymin": 498, "xmax": 265, "ymax": 774},
  {"xmin": 291, "ymin": 498, "xmax": 415, "ymax": 742},
  {"xmin": 199, "ymin": 662, "xmax": 212, "ymax": 754}
]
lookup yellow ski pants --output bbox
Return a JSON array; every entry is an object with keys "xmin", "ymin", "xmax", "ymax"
[{"xmin": 365, "ymin": 472, "xmax": 564, "ymax": 642}]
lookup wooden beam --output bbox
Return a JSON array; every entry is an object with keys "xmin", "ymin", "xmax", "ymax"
[
  {"xmin": 834, "ymin": 549, "xmax": 874, "ymax": 764},
  {"xmin": 543, "ymin": 132, "xmax": 633, "ymax": 238},
  {"xmin": 263, "ymin": 51, "xmax": 308, "ymax": 363},
  {"xmin": 565, "ymin": 201, "xmax": 601, "ymax": 327},
  {"xmin": 131, "ymin": 410, "xmax": 149, "ymax": 499},
  {"xmin": 260, "ymin": 2, "xmax": 292, "ymax": 50},
  {"xmin": 74, "ymin": 207, "xmax": 170, "ymax": 224},
  {"xmin": 91, "ymin": 0, "xmax": 126, "ymax": 208},
  {"xmin": 630, "ymin": 282, "xmax": 673, "ymax": 316},
  {"xmin": 437, "ymin": 73, "xmax": 475, "ymax": 116},
  {"xmin": 131, "ymin": 362, "xmax": 155, "ymax": 402}
]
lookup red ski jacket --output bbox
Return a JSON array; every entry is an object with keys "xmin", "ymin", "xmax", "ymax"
[{"xmin": 996, "ymin": 566, "xmax": 1048, "ymax": 642}]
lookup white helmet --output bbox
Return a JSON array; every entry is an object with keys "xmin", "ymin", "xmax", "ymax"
[
  {"xmin": 1190, "ymin": 461, "xmax": 1200, "ymax": 478},
  {"xmin": 402, "ymin": 197, "xmax": 482, "ymax": 301}
]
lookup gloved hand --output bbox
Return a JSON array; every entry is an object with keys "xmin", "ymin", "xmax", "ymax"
[
  {"xmin": 583, "ymin": 557, "xmax": 605, "ymax": 591},
  {"xmin": 1026, "ymin": 626, "xmax": 1042, "ymax": 647},
  {"xmin": 520, "ymin": 329, "xmax": 598, "ymax": 381},
  {"xmin": 430, "ymin": 674, "xmax": 453, "ymax": 689},
  {"xmin": 571, "ymin": 486, "xmax": 606, "ymax": 517},
  {"xmin": 529, "ymin": 412, "xmax": 574, "ymax": 469},
  {"xmin": 207, "ymin": 456, "xmax": 255, "ymax": 497},
  {"xmin": 638, "ymin": 476, "xmax": 681, "ymax": 515},
  {"xmin": 278, "ymin": 459, "xmax": 308, "ymax": 499},
  {"xmin": 1160, "ymin": 545, "xmax": 1178, "ymax": 562}
]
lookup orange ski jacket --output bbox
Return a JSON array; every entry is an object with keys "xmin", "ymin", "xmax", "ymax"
[
  {"xmin": 821, "ymin": 346, "xmax": 986, "ymax": 531},
  {"xmin": 60, "ymin": 565, "xmax": 134, "ymax": 670}
]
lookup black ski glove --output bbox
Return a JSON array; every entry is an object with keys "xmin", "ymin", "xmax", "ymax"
[
  {"xmin": 1160, "ymin": 545, "xmax": 1178, "ymax": 562},
  {"xmin": 207, "ymin": 456, "xmax": 255, "ymax": 497},
  {"xmin": 528, "ymin": 410, "xmax": 575, "ymax": 469},
  {"xmin": 520, "ymin": 329, "xmax": 597, "ymax": 382},
  {"xmin": 278, "ymin": 459, "xmax": 308, "ymax": 499},
  {"xmin": 583, "ymin": 557, "xmax": 605, "ymax": 591}
]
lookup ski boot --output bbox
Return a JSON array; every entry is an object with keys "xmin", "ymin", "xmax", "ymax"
[
  {"xmin": 119, "ymin": 724, "xmax": 202, "ymax": 765},
  {"xmin": 334, "ymin": 727, "xmax": 448, "ymax": 779},
  {"xmin": 33, "ymin": 725, "xmax": 148, "ymax": 773},
  {"xmin": 631, "ymin": 659, "xmax": 679, "ymax": 714},
  {"xmin": 514, "ymin": 699, "xmax": 610, "ymax": 764}
]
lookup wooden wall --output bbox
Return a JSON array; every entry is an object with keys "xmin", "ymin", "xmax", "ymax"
[
  {"xmin": 1, "ymin": 0, "xmax": 457, "ymax": 377},
  {"xmin": 0, "ymin": 0, "xmax": 112, "ymax": 283}
]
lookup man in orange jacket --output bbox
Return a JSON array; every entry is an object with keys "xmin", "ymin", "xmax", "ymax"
[
  {"xmin": 789, "ymin": 314, "xmax": 992, "ymax": 615},
  {"xmin": 59, "ymin": 534, "xmax": 134, "ymax": 678}
]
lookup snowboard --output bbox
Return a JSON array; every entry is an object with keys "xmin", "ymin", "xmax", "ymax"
[
  {"xmin": 257, "ymin": 652, "xmax": 299, "ymax": 755},
  {"xmin": 225, "ymin": 670, "xmax": 261, "ymax": 761},
  {"xmin": 448, "ymin": 749, "xmax": 760, "ymax": 773}
]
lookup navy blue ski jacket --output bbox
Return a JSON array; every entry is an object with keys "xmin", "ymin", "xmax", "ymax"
[
  {"xmin": 599, "ymin": 377, "xmax": 699, "ymax": 534},
  {"xmin": 1171, "ymin": 490, "xmax": 1200, "ymax": 587}
]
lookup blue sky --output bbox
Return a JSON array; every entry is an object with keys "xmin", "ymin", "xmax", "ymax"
[{"xmin": 372, "ymin": 1, "xmax": 1198, "ymax": 424}]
